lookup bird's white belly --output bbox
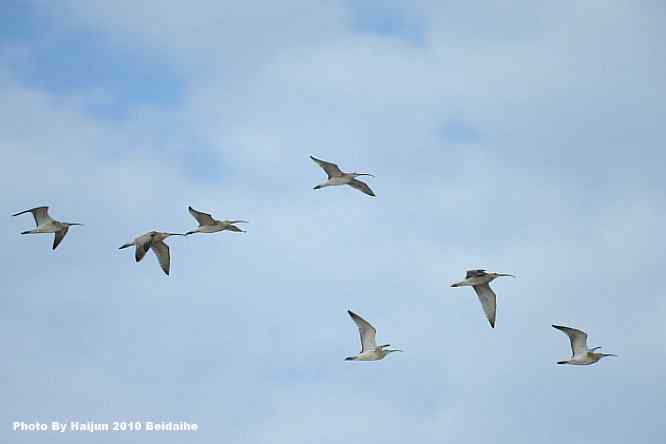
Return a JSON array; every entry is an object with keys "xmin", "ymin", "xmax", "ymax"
[
  {"xmin": 199, "ymin": 225, "xmax": 225, "ymax": 233},
  {"xmin": 355, "ymin": 351, "xmax": 383, "ymax": 361},
  {"xmin": 570, "ymin": 355, "xmax": 595, "ymax": 365},
  {"xmin": 35, "ymin": 222, "xmax": 60, "ymax": 233},
  {"xmin": 328, "ymin": 176, "xmax": 351, "ymax": 186}
]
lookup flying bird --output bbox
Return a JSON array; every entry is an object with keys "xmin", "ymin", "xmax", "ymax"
[
  {"xmin": 185, "ymin": 206, "xmax": 248, "ymax": 235},
  {"xmin": 119, "ymin": 231, "xmax": 183, "ymax": 275},
  {"xmin": 12, "ymin": 206, "xmax": 82, "ymax": 250},
  {"xmin": 345, "ymin": 310, "xmax": 402, "ymax": 361},
  {"xmin": 552, "ymin": 325, "xmax": 617, "ymax": 365},
  {"xmin": 310, "ymin": 155, "xmax": 376, "ymax": 197},
  {"xmin": 450, "ymin": 269, "xmax": 515, "ymax": 328}
]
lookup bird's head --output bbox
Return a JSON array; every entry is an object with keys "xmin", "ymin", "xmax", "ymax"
[
  {"xmin": 154, "ymin": 232, "xmax": 183, "ymax": 241},
  {"xmin": 490, "ymin": 272, "xmax": 516, "ymax": 279},
  {"xmin": 384, "ymin": 349, "xmax": 403, "ymax": 356}
]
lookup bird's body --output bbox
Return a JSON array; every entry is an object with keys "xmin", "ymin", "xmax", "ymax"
[
  {"xmin": 552, "ymin": 325, "xmax": 617, "ymax": 365},
  {"xmin": 345, "ymin": 310, "xmax": 401, "ymax": 362},
  {"xmin": 119, "ymin": 231, "xmax": 183, "ymax": 275},
  {"xmin": 451, "ymin": 269, "xmax": 515, "ymax": 328},
  {"xmin": 310, "ymin": 156, "xmax": 376, "ymax": 197},
  {"xmin": 12, "ymin": 206, "xmax": 82, "ymax": 250},
  {"xmin": 186, "ymin": 206, "xmax": 248, "ymax": 235}
]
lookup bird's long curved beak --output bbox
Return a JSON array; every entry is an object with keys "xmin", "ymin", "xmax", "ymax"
[
  {"xmin": 496, "ymin": 273, "xmax": 516, "ymax": 278},
  {"xmin": 358, "ymin": 173, "xmax": 375, "ymax": 177}
]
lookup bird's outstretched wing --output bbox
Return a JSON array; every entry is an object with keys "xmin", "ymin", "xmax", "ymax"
[
  {"xmin": 135, "ymin": 234, "xmax": 152, "ymax": 263},
  {"xmin": 188, "ymin": 206, "xmax": 215, "ymax": 226},
  {"xmin": 225, "ymin": 224, "xmax": 245, "ymax": 233},
  {"xmin": 151, "ymin": 241, "xmax": 171, "ymax": 275},
  {"xmin": 466, "ymin": 269, "xmax": 487, "ymax": 279},
  {"xmin": 13, "ymin": 206, "xmax": 52, "ymax": 227},
  {"xmin": 348, "ymin": 179, "xmax": 376, "ymax": 197},
  {"xmin": 310, "ymin": 156, "xmax": 343, "ymax": 178},
  {"xmin": 348, "ymin": 310, "xmax": 377, "ymax": 353},
  {"xmin": 52, "ymin": 227, "xmax": 69, "ymax": 250},
  {"xmin": 552, "ymin": 325, "xmax": 588, "ymax": 357},
  {"xmin": 473, "ymin": 283, "xmax": 496, "ymax": 328}
]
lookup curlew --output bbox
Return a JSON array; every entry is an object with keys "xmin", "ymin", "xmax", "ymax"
[
  {"xmin": 12, "ymin": 206, "xmax": 82, "ymax": 250},
  {"xmin": 451, "ymin": 269, "xmax": 515, "ymax": 328},
  {"xmin": 345, "ymin": 310, "xmax": 402, "ymax": 361},
  {"xmin": 185, "ymin": 206, "xmax": 248, "ymax": 235},
  {"xmin": 552, "ymin": 325, "xmax": 617, "ymax": 365},
  {"xmin": 310, "ymin": 155, "xmax": 376, "ymax": 197},
  {"xmin": 119, "ymin": 231, "xmax": 183, "ymax": 275}
]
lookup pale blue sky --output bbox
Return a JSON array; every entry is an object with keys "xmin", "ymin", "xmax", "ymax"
[{"xmin": 2, "ymin": 1, "xmax": 665, "ymax": 443}]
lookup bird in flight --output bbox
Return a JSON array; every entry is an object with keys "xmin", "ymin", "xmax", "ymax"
[
  {"xmin": 552, "ymin": 325, "xmax": 617, "ymax": 365},
  {"xmin": 310, "ymin": 155, "xmax": 376, "ymax": 197},
  {"xmin": 345, "ymin": 310, "xmax": 402, "ymax": 361},
  {"xmin": 119, "ymin": 231, "xmax": 183, "ymax": 275},
  {"xmin": 12, "ymin": 206, "xmax": 82, "ymax": 250},
  {"xmin": 451, "ymin": 269, "xmax": 515, "ymax": 328},
  {"xmin": 185, "ymin": 206, "xmax": 248, "ymax": 235}
]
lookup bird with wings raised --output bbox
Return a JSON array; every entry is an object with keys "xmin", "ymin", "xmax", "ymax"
[
  {"xmin": 12, "ymin": 206, "xmax": 83, "ymax": 250},
  {"xmin": 345, "ymin": 310, "xmax": 402, "ymax": 361},
  {"xmin": 310, "ymin": 155, "xmax": 376, "ymax": 197},
  {"xmin": 185, "ymin": 206, "xmax": 248, "ymax": 235},
  {"xmin": 552, "ymin": 325, "xmax": 617, "ymax": 365}
]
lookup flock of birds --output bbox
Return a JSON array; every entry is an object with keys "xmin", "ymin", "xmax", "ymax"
[{"xmin": 12, "ymin": 155, "xmax": 616, "ymax": 366}]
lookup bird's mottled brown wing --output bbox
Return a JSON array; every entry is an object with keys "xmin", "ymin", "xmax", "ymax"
[
  {"xmin": 135, "ymin": 234, "xmax": 152, "ymax": 262},
  {"xmin": 12, "ymin": 206, "xmax": 52, "ymax": 227},
  {"xmin": 348, "ymin": 179, "xmax": 375, "ymax": 197},
  {"xmin": 188, "ymin": 206, "xmax": 215, "ymax": 226},
  {"xmin": 310, "ymin": 156, "xmax": 343, "ymax": 179},
  {"xmin": 473, "ymin": 283, "xmax": 496, "ymax": 328},
  {"xmin": 552, "ymin": 325, "xmax": 589, "ymax": 356},
  {"xmin": 348, "ymin": 310, "xmax": 377, "ymax": 353},
  {"xmin": 151, "ymin": 241, "xmax": 171, "ymax": 275},
  {"xmin": 52, "ymin": 227, "xmax": 69, "ymax": 250}
]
